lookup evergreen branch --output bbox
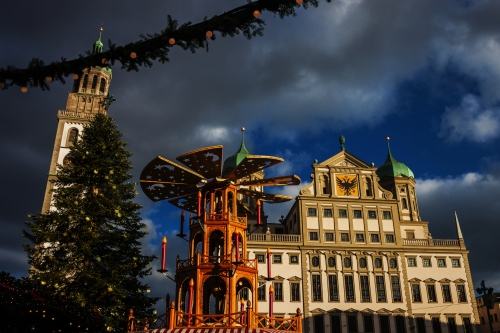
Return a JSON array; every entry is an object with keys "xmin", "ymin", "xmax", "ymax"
[{"xmin": 0, "ymin": 0, "xmax": 330, "ymax": 91}]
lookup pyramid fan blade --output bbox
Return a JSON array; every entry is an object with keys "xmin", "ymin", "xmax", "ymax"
[
  {"xmin": 140, "ymin": 181, "xmax": 197, "ymax": 202},
  {"xmin": 237, "ymin": 189, "xmax": 292, "ymax": 203},
  {"xmin": 237, "ymin": 200, "xmax": 254, "ymax": 215},
  {"xmin": 238, "ymin": 174, "xmax": 301, "ymax": 187},
  {"xmin": 168, "ymin": 193, "xmax": 199, "ymax": 213},
  {"xmin": 140, "ymin": 156, "xmax": 204, "ymax": 202},
  {"xmin": 225, "ymin": 155, "xmax": 283, "ymax": 180},
  {"xmin": 176, "ymin": 145, "xmax": 223, "ymax": 179}
]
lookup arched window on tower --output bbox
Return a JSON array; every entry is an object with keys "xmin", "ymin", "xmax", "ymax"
[
  {"xmin": 72, "ymin": 76, "xmax": 81, "ymax": 93},
  {"xmin": 99, "ymin": 78, "xmax": 106, "ymax": 94},
  {"xmin": 365, "ymin": 177, "xmax": 373, "ymax": 196},
  {"xmin": 82, "ymin": 75, "xmax": 89, "ymax": 91},
  {"xmin": 91, "ymin": 75, "xmax": 98, "ymax": 90},
  {"xmin": 321, "ymin": 174, "xmax": 331, "ymax": 195},
  {"xmin": 67, "ymin": 128, "xmax": 78, "ymax": 147},
  {"xmin": 402, "ymin": 198, "xmax": 408, "ymax": 210}
]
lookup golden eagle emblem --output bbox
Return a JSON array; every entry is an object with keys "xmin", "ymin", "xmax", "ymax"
[{"xmin": 336, "ymin": 175, "xmax": 358, "ymax": 196}]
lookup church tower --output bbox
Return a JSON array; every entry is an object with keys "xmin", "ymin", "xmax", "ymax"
[{"xmin": 41, "ymin": 28, "xmax": 112, "ymax": 213}]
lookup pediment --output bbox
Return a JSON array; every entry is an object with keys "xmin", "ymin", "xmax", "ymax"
[
  {"xmin": 393, "ymin": 308, "xmax": 406, "ymax": 314},
  {"xmin": 409, "ymin": 278, "xmax": 421, "ymax": 283},
  {"xmin": 327, "ymin": 308, "xmax": 342, "ymax": 313},
  {"xmin": 377, "ymin": 308, "xmax": 391, "ymax": 314},
  {"xmin": 454, "ymin": 278, "xmax": 466, "ymax": 283},
  {"xmin": 310, "ymin": 308, "xmax": 326, "ymax": 314},
  {"xmin": 345, "ymin": 308, "xmax": 359, "ymax": 313},
  {"xmin": 439, "ymin": 278, "xmax": 451, "ymax": 283},
  {"xmin": 258, "ymin": 275, "xmax": 268, "ymax": 281},
  {"xmin": 287, "ymin": 276, "xmax": 302, "ymax": 281},
  {"xmin": 318, "ymin": 151, "xmax": 371, "ymax": 169},
  {"xmin": 361, "ymin": 308, "xmax": 375, "ymax": 314},
  {"xmin": 273, "ymin": 275, "xmax": 285, "ymax": 281},
  {"xmin": 424, "ymin": 278, "xmax": 437, "ymax": 283}
]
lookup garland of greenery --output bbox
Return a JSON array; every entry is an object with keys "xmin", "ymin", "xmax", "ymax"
[{"xmin": 0, "ymin": 0, "xmax": 330, "ymax": 91}]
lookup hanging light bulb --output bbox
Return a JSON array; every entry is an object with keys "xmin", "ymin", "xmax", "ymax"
[{"xmin": 253, "ymin": 10, "xmax": 260, "ymax": 18}]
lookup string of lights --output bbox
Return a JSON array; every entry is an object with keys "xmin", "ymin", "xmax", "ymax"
[{"xmin": 0, "ymin": 0, "xmax": 329, "ymax": 92}]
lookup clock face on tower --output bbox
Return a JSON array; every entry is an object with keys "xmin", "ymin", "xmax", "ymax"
[{"xmin": 335, "ymin": 174, "xmax": 359, "ymax": 196}]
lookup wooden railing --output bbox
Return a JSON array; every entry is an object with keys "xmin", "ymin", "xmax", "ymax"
[
  {"xmin": 205, "ymin": 212, "xmax": 246, "ymax": 225},
  {"xmin": 403, "ymin": 238, "xmax": 460, "ymax": 247},
  {"xmin": 176, "ymin": 254, "xmax": 257, "ymax": 271},
  {"xmin": 137, "ymin": 301, "xmax": 303, "ymax": 332},
  {"xmin": 247, "ymin": 233, "xmax": 301, "ymax": 242}
]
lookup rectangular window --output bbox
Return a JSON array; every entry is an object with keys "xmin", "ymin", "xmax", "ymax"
[
  {"xmin": 325, "ymin": 232, "xmax": 334, "ymax": 242},
  {"xmin": 412, "ymin": 284, "xmax": 422, "ymax": 302},
  {"xmin": 423, "ymin": 258, "xmax": 431, "ymax": 267},
  {"xmin": 290, "ymin": 255, "xmax": 299, "ymax": 264},
  {"xmin": 437, "ymin": 258, "xmax": 446, "ymax": 267},
  {"xmin": 442, "ymin": 285, "xmax": 452, "ymax": 302},
  {"xmin": 291, "ymin": 282, "xmax": 300, "ymax": 302},
  {"xmin": 353, "ymin": 209, "xmax": 362, "ymax": 218},
  {"xmin": 408, "ymin": 258, "xmax": 417, "ymax": 267},
  {"xmin": 347, "ymin": 315, "xmax": 357, "ymax": 333},
  {"xmin": 447, "ymin": 317, "xmax": 457, "ymax": 333},
  {"xmin": 371, "ymin": 233, "xmax": 380, "ymax": 242},
  {"xmin": 273, "ymin": 255, "xmax": 282, "ymax": 264},
  {"xmin": 457, "ymin": 285, "xmax": 467, "ymax": 302},
  {"xmin": 340, "ymin": 233, "xmax": 349, "ymax": 242},
  {"xmin": 395, "ymin": 316, "xmax": 406, "ymax": 333},
  {"xmin": 406, "ymin": 231, "xmax": 415, "ymax": 239},
  {"xmin": 328, "ymin": 275, "xmax": 339, "ymax": 301},
  {"xmin": 309, "ymin": 232, "xmax": 319, "ymax": 241},
  {"xmin": 463, "ymin": 318, "xmax": 472, "ymax": 333},
  {"xmin": 416, "ymin": 317, "xmax": 426, "ymax": 333},
  {"xmin": 494, "ymin": 313, "xmax": 498, "ymax": 322},
  {"xmin": 257, "ymin": 254, "xmax": 265, "ymax": 263},
  {"xmin": 314, "ymin": 315, "xmax": 324, "ymax": 333},
  {"xmin": 427, "ymin": 284, "xmax": 437, "ymax": 302},
  {"xmin": 386, "ymin": 234, "xmax": 395, "ymax": 243},
  {"xmin": 364, "ymin": 315, "xmax": 374, "ymax": 333},
  {"xmin": 308, "ymin": 208, "xmax": 317, "ymax": 216},
  {"xmin": 274, "ymin": 282, "xmax": 283, "ymax": 301},
  {"xmin": 383, "ymin": 211, "xmax": 392, "ymax": 219},
  {"xmin": 323, "ymin": 208, "xmax": 333, "ymax": 217},
  {"xmin": 380, "ymin": 316, "xmax": 391, "ymax": 333},
  {"xmin": 331, "ymin": 316, "xmax": 341, "ymax": 333},
  {"xmin": 432, "ymin": 318, "xmax": 442, "ymax": 333},
  {"xmin": 452, "ymin": 258, "xmax": 460, "ymax": 267},
  {"xmin": 257, "ymin": 283, "xmax": 266, "ymax": 301},
  {"xmin": 338, "ymin": 209, "xmax": 347, "ymax": 218},
  {"xmin": 368, "ymin": 210, "xmax": 377, "ymax": 219},
  {"xmin": 345, "ymin": 275, "xmax": 355, "ymax": 302},
  {"xmin": 356, "ymin": 233, "xmax": 365, "ymax": 242},
  {"xmin": 391, "ymin": 276, "xmax": 402, "ymax": 302},
  {"xmin": 312, "ymin": 275, "xmax": 322, "ymax": 301},
  {"xmin": 376, "ymin": 276, "xmax": 386, "ymax": 302},
  {"xmin": 360, "ymin": 275, "xmax": 371, "ymax": 302}
]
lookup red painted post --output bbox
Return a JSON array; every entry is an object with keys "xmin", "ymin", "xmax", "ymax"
[
  {"xmin": 197, "ymin": 191, "xmax": 202, "ymax": 217},
  {"xmin": 256, "ymin": 199, "xmax": 261, "ymax": 225},
  {"xmin": 161, "ymin": 237, "xmax": 167, "ymax": 271}
]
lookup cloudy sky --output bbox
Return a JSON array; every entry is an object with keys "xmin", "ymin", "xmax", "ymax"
[{"xmin": 2, "ymin": 0, "xmax": 500, "ymax": 302}]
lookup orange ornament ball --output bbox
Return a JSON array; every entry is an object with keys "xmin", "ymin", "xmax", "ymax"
[
  {"xmin": 296, "ymin": 0, "xmax": 303, "ymax": 4},
  {"xmin": 45, "ymin": 76, "xmax": 53, "ymax": 83},
  {"xmin": 169, "ymin": 38, "xmax": 175, "ymax": 45},
  {"xmin": 206, "ymin": 31, "xmax": 213, "ymax": 38},
  {"xmin": 21, "ymin": 86, "xmax": 28, "ymax": 93},
  {"xmin": 0, "ymin": 82, "xmax": 4, "ymax": 89},
  {"xmin": 102, "ymin": 58, "xmax": 108, "ymax": 65},
  {"xmin": 130, "ymin": 52, "xmax": 137, "ymax": 59},
  {"xmin": 253, "ymin": 10, "xmax": 260, "ymax": 18},
  {"xmin": 73, "ymin": 74, "xmax": 79, "ymax": 80}
]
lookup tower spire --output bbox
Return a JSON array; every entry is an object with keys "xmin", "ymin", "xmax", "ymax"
[
  {"xmin": 455, "ymin": 211, "xmax": 463, "ymax": 239},
  {"xmin": 93, "ymin": 26, "xmax": 104, "ymax": 54}
]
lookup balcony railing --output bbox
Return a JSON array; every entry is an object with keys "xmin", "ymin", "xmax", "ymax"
[
  {"xmin": 247, "ymin": 234, "xmax": 301, "ymax": 242},
  {"xmin": 58, "ymin": 110, "xmax": 104, "ymax": 119},
  {"xmin": 403, "ymin": 238, "xmax": 460, "ymax": 247}
]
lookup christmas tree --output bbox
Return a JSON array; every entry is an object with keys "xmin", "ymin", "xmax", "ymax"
[{"xmin": 23, "ymin": 113, "xmax": 158, "ymax": 332}]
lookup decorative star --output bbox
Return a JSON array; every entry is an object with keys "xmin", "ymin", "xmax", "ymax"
[
  {"xmin": 146, "ymin": 175, "xmax": 152, "ymax": 179},
  {"xmin": 154, "ymin": 196, "xmax": 159, "ymax": 200}
]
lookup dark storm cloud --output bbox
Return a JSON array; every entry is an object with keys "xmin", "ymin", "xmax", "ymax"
[{"xmin": 1, "ymin": 0, "xmax": 500, "ymax": 294}]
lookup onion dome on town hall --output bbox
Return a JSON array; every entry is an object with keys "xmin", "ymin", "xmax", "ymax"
[
  {"xmin": 222, "ymin": 127, "xmax": 251, "ymax": 176},
  {"xmin": 93, "ymin": 26, "xmax": 112, "ymax": 78},
  {"xmin": 376, "ymin": 137, "xmax": 414, "ymax": 179}
]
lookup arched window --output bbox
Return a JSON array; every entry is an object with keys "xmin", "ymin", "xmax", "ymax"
[
  {"xmin": 328, "ymin": 257, "xmax": 336, "ymax": 268},
  {"xmin": 344, "ymin": 257, "xmax": 351, "ymax": 268},
  {"xmin": 67, "ymin": 128, "xmax": 78, "ymax": 146},
  {"xmin": 91, "ymin": 75, "xmax": 98, "ymax": 89},
  {"xmin": 321, "ymin": 175, "xmax": 331, "ymax": 195},
  {"xmin": 359, "ymin": 258, "xmax": 367, "ymax": 268},
  {"xmin": 215, "ymin": 190, "xmax": 223, "ymax": 214},
  {"xmin": 72, "ymin": 76, "xmax": 81, "ymax": 92},
  {"xmin": 365, "ymin": 177, "xmax": 373, "ymax": 196},
  {"xmin": 311, "ymin": 256, "xmax": 320, "ymax": 267},
  {"xmin": 62, "ymin": 154, "xmax": 71, "ymax": 168},
  {"xmin": 374, "ymin": 258, "xmax": 382, "ymax": 268},
  {"xmin": 99, "ymin": 78, "xmax": 106, "ymax": 93},
  {"xmin": 390, "ymin": 258, "xmax": 397, "ymax": 269},
  {"xmin": 82, "ymin": 74, "xmax": 89, "ymax": 91},
  {"xmin": 402, "ymin": 198, "xmax": 408, "ymax": 209},
  {"xmin": 227, "ymin": 192, "xmax": 234, "ymax": 213}
]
